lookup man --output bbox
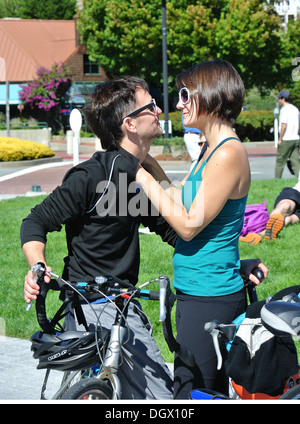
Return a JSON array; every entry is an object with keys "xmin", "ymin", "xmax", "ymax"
[
  {"xmin": 265, "ymin": 180, "xmax": 300, "ymax": 240},
  {"xmin": 239, "ymin": 181, "xmax": 300, "ymax": 245},
  {"xmin": 182, "ymin": 113, "xmax": 201, "ymax": 171},
  {"xmin": 21, "ymin": 76, "xmax": 176, "ymax": 400},
  {"xmin": 275, "ymin": 90, "xmax": 300, "ymax": 179}
]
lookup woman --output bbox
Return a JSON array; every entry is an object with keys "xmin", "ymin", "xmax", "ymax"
[{"xmin": 136, "ymin": 60, "xmax": 262, "ymax": 399}]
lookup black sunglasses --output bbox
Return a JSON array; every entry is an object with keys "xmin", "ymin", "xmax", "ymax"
[{"xmin": 119, "ymin": 99, "xmax": 158, "ymax": 125}]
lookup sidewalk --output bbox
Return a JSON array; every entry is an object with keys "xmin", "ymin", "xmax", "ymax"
[
  {"xmin": 0, "ymin": 336, "xmax": 62, "ymax": 400},
  {"xmin": 0, "ymin": 335, "xmax": 174, "ymax": 401}
]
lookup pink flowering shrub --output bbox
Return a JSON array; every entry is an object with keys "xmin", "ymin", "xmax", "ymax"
[{"xmin": 19, "ymin": 63, "xmax": 72, "ymax": 131}]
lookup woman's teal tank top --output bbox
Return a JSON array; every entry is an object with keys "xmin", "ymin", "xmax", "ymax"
[{"xmin": 172, "ymin": 137, "xmax": 247, "ymax": 297}]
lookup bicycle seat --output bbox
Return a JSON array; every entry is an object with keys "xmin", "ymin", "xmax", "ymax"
[{"xmin": 261, "ymin": 301, "xmax": 300, "ymax": 338}]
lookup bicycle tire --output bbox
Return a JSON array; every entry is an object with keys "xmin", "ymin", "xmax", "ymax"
[
  {"xmin": 61, "ymin": 378, "xmax": 113, "ymax": 400},
  {"xmin": 279, "ymin": 385, "xmax": 300, "ymax": 400}
]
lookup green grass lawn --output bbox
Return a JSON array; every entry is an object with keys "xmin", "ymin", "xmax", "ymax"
[{"xmin": 1, "ymin": 176, "xmax": 300, "ymax": 363}]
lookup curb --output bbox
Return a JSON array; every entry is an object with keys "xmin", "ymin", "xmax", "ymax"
[{"xmin": 0, "ymin": 156, "xmax": 63, "ymax": 169}]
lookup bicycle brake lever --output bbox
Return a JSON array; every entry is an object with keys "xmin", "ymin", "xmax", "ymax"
[
  {"xmin": 211, "ymin": 328, "xmax": 223, "ymax": 370},
  {"xmin": 204, "ymin": 321, "xmax": 223, "ymax": 370},
  {"xmin": 25, "ymin": 263, "xmax": 46, "ymax": 311},
  {"xmin": 158, "ymin": 276, "xmax": 168, "ymax": 322}
]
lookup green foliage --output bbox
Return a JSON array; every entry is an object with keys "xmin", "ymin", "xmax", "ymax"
[
  {"xmin": 18, "ymin": 0, "xmax": 76, "ymax": 19},
  {"xmin": 213, "ymin": 0, "xmax": 281, "ymax": 88},
  {"xmin": 0, "ymin": 0, "xmax": 19, "ymax": 17},
  {"xmin": 160, "ymin": 111, "xmax": 183, "ymax": 137},
  {"xmin": 291, "ymin": 79, "xmax": 300, "ymax": 110},
  {"xmin": 160, "ymin": 109, "xmax": 275, "ymax": 141},
  {"xmin": 279, "ymin": 19, "xmax": 300, "ymax": 87},
  {"xmin": 0, "ymin": 0, "xmax": 76, "ymax": 19},
  {"xmin": 77, "ymin": 0, "xmax": 163, "ymax": 84},
  {"xmin": 244, "ymin": 87, "xmax": 278, "ymax": 111},
  {"xmin": 77, "ymin": 0, "xmax": 283, "ymax": 91},
  {"xmin": 235, "ymin": 110, "xmax": 275, "ymax": 141}
]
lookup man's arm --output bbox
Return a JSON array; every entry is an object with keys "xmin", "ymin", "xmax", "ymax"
[
  {"xmin": 279, "ymin": 122, "xmax": 287, "ymax": 144},
  {"xmin": 22, "ymin": 240, "xmax": 46, "ymax": 268}
]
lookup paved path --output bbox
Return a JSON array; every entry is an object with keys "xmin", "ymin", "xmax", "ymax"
[{"xmin": 0, "ymin": 336, "xmax": 62, "ymax": 400}]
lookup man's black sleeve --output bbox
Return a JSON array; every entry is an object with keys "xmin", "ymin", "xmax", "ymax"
[
  {"xmin": 140, "ymin": 205, "xmax": 178, "ymax": 248},
  {"xmin": 20, "ymin": 168, "xmax": 91, "ymax": 246}
]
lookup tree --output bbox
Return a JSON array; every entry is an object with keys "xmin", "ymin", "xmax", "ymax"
[
  {"xmin": 212, "ymin": 0, "xmax": 282, "ymax": 89},
  {"xmin": 77, "ymin": 0, "xmax": 282, "ymax": 93},
  {"xmin": 0, "ymin": 0, "xmax": 20, "ymax": 18},
  {"xmin": 19, "ymin": 63, "xmax": 72, "ymax": 132},
  {"xmin": 0, "ymin": 0, "xmax": 77, "ymax": 19}
]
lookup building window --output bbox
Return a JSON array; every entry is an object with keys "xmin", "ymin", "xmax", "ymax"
[{"xmin": 83, "ymin": 54, "xmax": 100, "ymax": 75}]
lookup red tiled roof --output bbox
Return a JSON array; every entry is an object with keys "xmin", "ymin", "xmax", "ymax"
[{"xmin": 0, "ymin": 19, "xmax": 76, "ymax": 82}]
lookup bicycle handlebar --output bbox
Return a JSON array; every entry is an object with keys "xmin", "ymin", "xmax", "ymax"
[
  {"xmin": 27, "ymin": 264, "xmax": 196, "ymax": 368},
  {"xmin": 27, "ymin": 264, "xmax": 172, "ymax": 331}
]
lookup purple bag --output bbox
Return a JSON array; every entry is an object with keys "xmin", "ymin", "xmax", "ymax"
[{"xmin": 240, "ymin": 201, "xmax": 269, "ymax": 237}]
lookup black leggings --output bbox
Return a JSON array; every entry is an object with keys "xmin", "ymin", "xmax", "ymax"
[{"xmin": 174, "ymin": 289, "xmax": 246, "ymax": 399}]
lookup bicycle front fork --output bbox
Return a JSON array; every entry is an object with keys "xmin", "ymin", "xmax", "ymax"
[{"xmin": 97, "ymin": 324, "xmax": 127, "ymax": 399}]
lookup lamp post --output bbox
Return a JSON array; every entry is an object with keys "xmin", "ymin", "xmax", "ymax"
[{"xmin": 161, "ymin": 0, "xmax": 170, "ymax": 149}]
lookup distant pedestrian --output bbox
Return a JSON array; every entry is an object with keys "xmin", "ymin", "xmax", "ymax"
[
  {"xmin": 239, "ymin": 181, "xmax": 300, "ymax": 245},
  {"xmin": 275, "ymin": 90, "xmax": 300, "ymax": 179},
  {"xmin": 182, "ymin": 113, "xmax": 201, "ymax": 171}
]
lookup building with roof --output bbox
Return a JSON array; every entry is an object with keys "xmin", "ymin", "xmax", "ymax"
[
  {"xmin": 0, "ymin": 18, "xmax": 108, "ymax": 125},
  {"xmin": 267, "ymin": 0, "xmax": 300, "ymax": 31}
]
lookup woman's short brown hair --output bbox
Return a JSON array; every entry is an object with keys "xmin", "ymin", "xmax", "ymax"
[{"xmin": 176, "ymin": 60, "xmax": 245, "ymax": 123}]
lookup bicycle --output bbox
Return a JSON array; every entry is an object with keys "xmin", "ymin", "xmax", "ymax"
[
  {"xmin": 27, "ymin": 263, "xmax": 194, "ymax": 400},
  {"xmin": 191, "ymin": 275, "xmax": 300, "ymax": 400}
]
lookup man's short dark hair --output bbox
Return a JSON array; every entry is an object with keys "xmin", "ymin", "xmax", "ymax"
[
  {"xmin": 176, "ymin": 59, "xmax": 245, "ymax": 123},
  {"xmin": 83, "ymin": 76, "xmax": 149, "ymax": 151}
]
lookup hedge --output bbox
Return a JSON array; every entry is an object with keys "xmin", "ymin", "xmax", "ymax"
[
  {"xmin": 160, "ymin": 110, "xmax": 275, "ymax": 142},
  {"xmin": 0, "ymin": 137, "xmax": 55, "ymax": 162}
]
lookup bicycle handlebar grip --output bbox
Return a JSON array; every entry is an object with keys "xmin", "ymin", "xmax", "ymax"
[
  {"xmin": 26, "ymin": 263, "xmax": 46, "ymax": 311},
  {"xmin": 35, "ymin": 278, "xmax": 54, "ymax": 334},
  {"xmin": 252, "ymin": 267, "xmax": 265, "ymax": 282},
  {"xmin": 147, "ymin": 291, "xmax": 160, "ymax": 301}
]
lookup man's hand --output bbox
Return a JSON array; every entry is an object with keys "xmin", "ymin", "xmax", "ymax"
[{"xmin": 24, "ymin": 265, "xmax": 52, "ymax": 304}]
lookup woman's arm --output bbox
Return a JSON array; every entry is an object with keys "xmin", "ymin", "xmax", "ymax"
[{"xmin": 137, "ymin": 143, "xmax": 250, "ymax": 241}]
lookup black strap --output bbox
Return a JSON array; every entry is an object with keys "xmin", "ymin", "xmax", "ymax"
[{"xmin": 72, "ymin": 294, "xmax": 89, "ymax": 331}]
